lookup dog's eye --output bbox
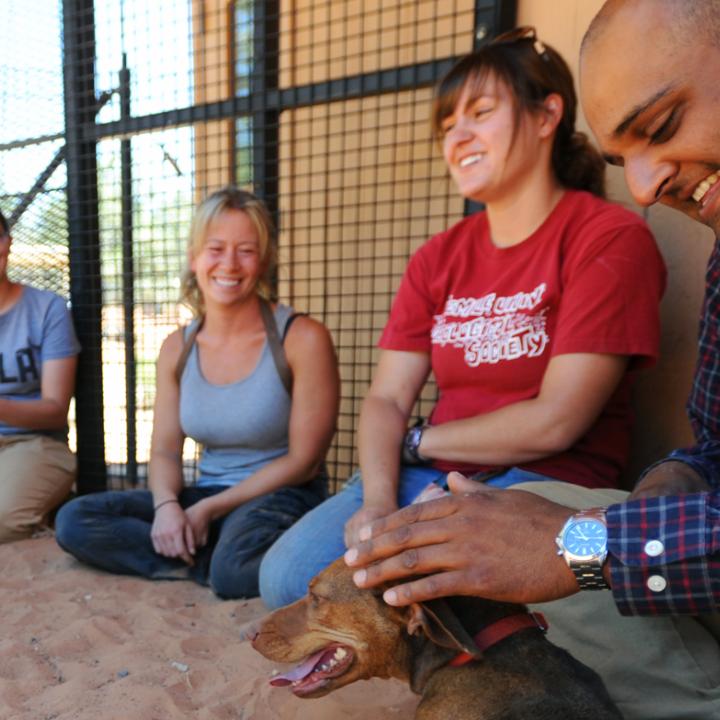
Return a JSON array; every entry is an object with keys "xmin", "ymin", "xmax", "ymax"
[{"xmin": 308, "ymin": 590, "xmax": 328, "ymax": 609}]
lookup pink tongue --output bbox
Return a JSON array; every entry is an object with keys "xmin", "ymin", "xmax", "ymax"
[{"xmin": 270, "ymin": 649, "xmax": 328, "ymax": 686}]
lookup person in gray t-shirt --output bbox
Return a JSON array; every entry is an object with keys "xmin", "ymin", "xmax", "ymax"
[{"xmin": 0, "ymin": 209, "xmax": 80, "ymax": 542}]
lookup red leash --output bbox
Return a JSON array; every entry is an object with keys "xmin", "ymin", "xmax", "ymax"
[{"xmin": 449, "ymin": 612, "xmax": 549, "ymax": 667}]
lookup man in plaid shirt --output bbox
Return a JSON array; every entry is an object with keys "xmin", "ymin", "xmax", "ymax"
[{"xmin": 343, "ymin": 0, "xmax": 720, "ymax": 617}]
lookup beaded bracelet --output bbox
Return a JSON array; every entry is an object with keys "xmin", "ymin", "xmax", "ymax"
[{"xmin": 153, "ymin": 498, "xmax": 180, "ymax": 512}]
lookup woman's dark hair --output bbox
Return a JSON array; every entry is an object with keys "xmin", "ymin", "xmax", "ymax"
[
  {"xmin": 431, "ymin": 27, "xmax": 606, "ymax": 198},
  {"xmin": 0, "ymin": 210, "xmax": 8, "ymax": 236}
]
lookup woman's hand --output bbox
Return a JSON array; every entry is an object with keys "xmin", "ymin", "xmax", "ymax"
[
  {"xmin": 184, "ymin": 499, "xmax": 215, "ymax": 548},
  {"xmin": 151, "ymin": 502, "xmax": 196, "ymax": 565},
  {"xmin": 344, "ymin": 502, "xmax": 398, "ymax": 548}
]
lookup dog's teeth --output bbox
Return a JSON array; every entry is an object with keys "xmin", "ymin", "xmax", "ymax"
[
  {"xmin": 271, "ymin": 669, "xmax": 280, "ymax": 676},
  {"xmin": 334, "ymin": 648, "xmax": 347, "ymax": 660}
]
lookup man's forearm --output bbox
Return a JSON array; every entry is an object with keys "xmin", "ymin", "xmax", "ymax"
[
  {"xmin": 631, "ymin": 460, "xmax": 711, "ymax": 500},
  {"xmin": 664, "ymin": 442, "xmax": 720, "ymax": 490}
]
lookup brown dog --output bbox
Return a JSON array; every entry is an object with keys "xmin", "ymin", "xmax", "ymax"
[{"xmin": 247, "ymin": 558, "xmax": 622, "ymax": 719}]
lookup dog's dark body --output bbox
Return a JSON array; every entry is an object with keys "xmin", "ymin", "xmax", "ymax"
[{"xmin": 248, "ymin": 558, "xmax": 622, "ymax": 720}]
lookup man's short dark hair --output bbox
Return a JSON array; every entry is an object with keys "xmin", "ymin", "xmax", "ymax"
[{"xmin": 0, "ymin": 210, "xmax": 8, "ymax": 236}]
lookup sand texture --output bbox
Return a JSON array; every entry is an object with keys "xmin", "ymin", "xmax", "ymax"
[{"xmin": 0, "ymin": 536, "xmax": 419, "ymax": 719}]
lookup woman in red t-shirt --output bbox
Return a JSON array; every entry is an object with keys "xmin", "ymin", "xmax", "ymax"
[{"xmin": 259, "ymin": 27, "xmax": 665, "ymax": 609}]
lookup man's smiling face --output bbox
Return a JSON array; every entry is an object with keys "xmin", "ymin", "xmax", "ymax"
[{"xmin": 580, "ymin": 0, "xmax": 720, "ymax": 234}]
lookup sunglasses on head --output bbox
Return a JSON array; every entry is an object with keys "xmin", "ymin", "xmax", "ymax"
[{"xmin": 491, "ymin": 25, "xmax": 548, "ymax": 58}]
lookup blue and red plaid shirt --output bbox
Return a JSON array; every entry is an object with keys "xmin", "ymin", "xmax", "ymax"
[
  {"xmin": 607, "ymin": 492, "xmax": 720, "ymax": 614},
  {"xmin": 607, "ymin": 238, "xmax": 720, "ymax": 614}
]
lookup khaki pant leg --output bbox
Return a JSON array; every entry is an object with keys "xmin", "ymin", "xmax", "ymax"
[
  {"xmin": 0, "ymin": 434, "xmax": 76, "ymax": 543},
  {"xmin": 509, "ymin": 481, "xmax": 720, "ymax": 720}
]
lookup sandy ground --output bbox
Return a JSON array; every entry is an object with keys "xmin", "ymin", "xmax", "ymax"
[{"xmin": 0, "ymin": 535, "xmax": 419, "ymax": 720}]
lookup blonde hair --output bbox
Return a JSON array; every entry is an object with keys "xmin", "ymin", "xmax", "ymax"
[{"xmin": 180, "ymin": 186, "xmax": 277, "ymax": 316}]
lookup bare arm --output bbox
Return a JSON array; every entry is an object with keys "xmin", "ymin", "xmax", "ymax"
[
  {"xmin": 419, "ymin": 352, "xmax": 628, "ymax": 465},
  {"xmin": 148, "ymin": 329, "xmax": 195, "ymax": 564},
  {"xmin": 0, "ymin": 355, "xmax": 77, "ymax": 430},
  {"xmin": 148, "ymin": 330, "xmax": 186, "ymax": 503},
  {"xmin": 343, "ymin": 349, "xmax": 431, "ymax": 545}
]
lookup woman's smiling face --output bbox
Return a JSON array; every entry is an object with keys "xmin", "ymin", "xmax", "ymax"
[
  {"xmin": 191, "ymin": 209, "xmax": 262, "ymax": 308},
  {"xmin": 440, "ymin": 72, "xmax": 548, "ymax": 205}
]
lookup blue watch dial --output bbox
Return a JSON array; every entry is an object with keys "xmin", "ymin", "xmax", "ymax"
[{"xmin": 563, "ymin": 519, "xmax": 607, "ymax": 558}]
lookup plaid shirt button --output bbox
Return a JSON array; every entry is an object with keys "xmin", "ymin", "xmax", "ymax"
[
  {"xmin": 644, "ymin": 540, "xmax": 664, "ymax": 557},
  {"xmin": 647, "ymin": 575, "xmax": 667, "ymax": 593}
]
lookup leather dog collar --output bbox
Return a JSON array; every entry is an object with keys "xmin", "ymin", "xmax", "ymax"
[{"xmin": 448, "ymin": 612, "xmax": 549, "ymax": 667}]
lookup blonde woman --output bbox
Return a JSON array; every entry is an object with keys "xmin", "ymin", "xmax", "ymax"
[{"xmin": 56, "ymin": 187, "xmax": 339, "ymax": 599}]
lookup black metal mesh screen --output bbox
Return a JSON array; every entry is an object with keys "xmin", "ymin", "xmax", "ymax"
[{"xmin": 1, "ymin": 0, "xmax": 515, "ymax": 492}]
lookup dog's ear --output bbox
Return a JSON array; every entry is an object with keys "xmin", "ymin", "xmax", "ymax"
[
  {"xmin": 406, "ymin": 599, "xmax": 481, "ymax": 658},
  {"xmin": 405, "ymin": 600, "xmax": 482, "ymax": 694}
]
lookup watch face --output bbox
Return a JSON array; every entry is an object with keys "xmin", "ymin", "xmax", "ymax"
[{"xmin": 563, "ymin": 519, "xmax": 607, "ymax": 559}]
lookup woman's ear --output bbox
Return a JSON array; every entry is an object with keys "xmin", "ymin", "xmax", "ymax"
[{"xmin": 539, "ymin": 93, "xmax": 564, "ymax": 138}]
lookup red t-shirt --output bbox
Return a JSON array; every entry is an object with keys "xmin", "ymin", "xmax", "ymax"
[{"xmin": 379, "ymin": 190, "xmax": 666, "ymax": 488}]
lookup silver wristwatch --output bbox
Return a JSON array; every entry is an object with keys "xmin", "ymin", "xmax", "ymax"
[
  {"xmin": 402, "ymin": 424, "xmax": 429, "ymax": 465},
  {"xmin": 555, "ymin": 508, "xmax": 609, "ymax": 590}
]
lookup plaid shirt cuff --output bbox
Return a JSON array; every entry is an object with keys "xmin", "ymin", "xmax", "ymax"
[{"xmin": 606, "ymin": 492, "xmax": 720, "ymax": 615}]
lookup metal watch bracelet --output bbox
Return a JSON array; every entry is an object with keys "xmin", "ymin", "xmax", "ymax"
[{"xmin": 402, "ymin": 424, "xmax": 429, "ymax": 465}]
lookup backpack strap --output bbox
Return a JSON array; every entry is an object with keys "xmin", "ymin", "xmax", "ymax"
[
  {"xmin": 259, "ymin": 297, "xmax": 294, "ymax": 395},
  {"xmin": 174, "ymin": 301, "xmax": 297, "ymax": 394},
  {"xmin": 174, "ymin": 316, "xmax": 204, "ymax": 385}
]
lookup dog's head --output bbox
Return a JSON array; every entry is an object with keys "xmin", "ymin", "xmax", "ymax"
[{"xmin": 249, "ymin": 558, "xmax": 484, "ymax": 698}]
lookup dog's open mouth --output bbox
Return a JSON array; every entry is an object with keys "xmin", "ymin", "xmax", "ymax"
[{"xmin": 269, "ymin": 643, "xmax": 355, "ymax": 696}]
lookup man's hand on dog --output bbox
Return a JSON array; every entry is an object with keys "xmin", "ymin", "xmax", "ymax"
[{"xmin": 344, "ymin": 472, "xmax": 580, "ymax": 606}]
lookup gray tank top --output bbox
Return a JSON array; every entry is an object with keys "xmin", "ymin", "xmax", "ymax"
[{"xmin": 179, "ymin": 304, "xmax": 294, "ymax": 487}]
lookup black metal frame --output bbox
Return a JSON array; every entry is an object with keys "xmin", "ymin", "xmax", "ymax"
[
  {"xmin": 62, "ymin": 0, "xmax": 107, "ymax": 492},
  {"xmin": 54, "ymin": 0, "xmax": 516, "ymax": 492}
]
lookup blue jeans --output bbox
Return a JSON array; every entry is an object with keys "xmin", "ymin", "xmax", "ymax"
[
  {"xmin": 55, "ymin": 476, "xmax": 327, "ymax": 599},
  {"xmin": 258, "ymin": 465, "xmax": 551, "ymax": 609}
]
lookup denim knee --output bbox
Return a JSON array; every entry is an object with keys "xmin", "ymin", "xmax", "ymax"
[
  {"xmin": 208, "ymin": 547, "xmax": 261, "ymax": 599},
  {"xmin": 54, "ymin": 497, "xmax": 85, "ymax": 553},
  {"xmin": 258, "ymin": 540, "xmax": 308, "ymax": 609},
  {"xmin": 258, "ymin": 513, "xmax": 345, "ymax": 609}
]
